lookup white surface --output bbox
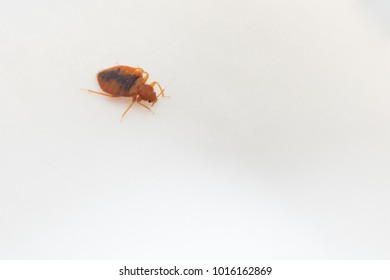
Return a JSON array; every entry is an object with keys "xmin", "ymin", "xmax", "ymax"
[{"xmin": 0, "ymin": 0, "xmax": 389, "ymax": 259}]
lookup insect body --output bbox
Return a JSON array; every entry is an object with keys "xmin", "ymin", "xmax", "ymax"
[{"xmin": 87, "ymin": 65, "xmax": 166, "ymax": 119}]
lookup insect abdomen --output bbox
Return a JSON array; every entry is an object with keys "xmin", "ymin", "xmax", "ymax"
[{"xmin": 97, "ymin": 67, "xmax": 141, "ymax": 97}]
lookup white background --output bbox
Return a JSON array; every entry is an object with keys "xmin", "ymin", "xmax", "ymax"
[{"xmin": 0, "ymin": 0, "xmax": 389, "ymax": 259}]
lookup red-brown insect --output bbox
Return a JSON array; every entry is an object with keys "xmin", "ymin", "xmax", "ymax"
[{"xmin": 87, "ymin": 65, "xmax": 166, "ymax": 119}]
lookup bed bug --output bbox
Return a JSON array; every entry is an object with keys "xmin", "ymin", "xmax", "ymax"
[{"xmin": 87, "ymin": 65, "xmax": 166, "ymax": 119}]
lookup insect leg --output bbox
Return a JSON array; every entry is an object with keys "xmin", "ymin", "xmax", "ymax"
[
  {"xmin": 121, "ymin": 96, "xmax": 137, "ymax": 121},
  {"xmin": 150, "ymin": 81, "xmax": 167, "ymax": 98},
  {"xmin": 136, "ymin": 97, "xmax": 155, "ymax": 114},
  {"xmin": 142, "ymin": 71, "xmax": 149, "ymax": 83},
  {"xmin": 84, "ymin": 89, "xmax": 114, "ymax": 97}
]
